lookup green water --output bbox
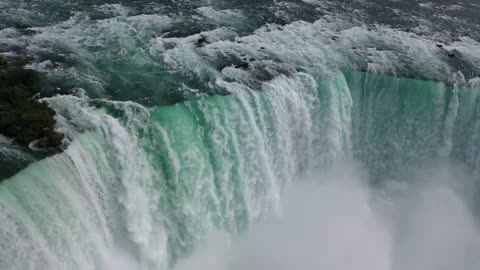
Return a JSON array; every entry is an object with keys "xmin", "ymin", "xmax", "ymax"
[
  {"xmin": 1, "ymin": 71, "xmax": 480, "ymax": 269},
  {"xmin": 1, "ymin": 0, "xmax": 480, "ymax": 269}
]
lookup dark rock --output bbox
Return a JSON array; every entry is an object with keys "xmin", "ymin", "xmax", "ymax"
[
  {"xmin": 331, "ymin": 35, "xmax": 339, "ymax": 41},
  {"xmin": 260, "ymin": 47, "xmax": 265, "ymax": 50},
  {"xmin": 448, "ymin": 52, "xmax": 455, "ymax": 57},
  {"xmin": 234, "ymin": 62, "xmax": 250, "ymax": 69},
  {"xmin": 20, "ymin": 29, "xmax": 40, "ymax": 36},
  {"xmin": 196, "ymin": 36, "xmax": 207, "ymax": 47},
  {"xmin": 436, "ymin": 44, "xmax": 443, "ymax": 48}
]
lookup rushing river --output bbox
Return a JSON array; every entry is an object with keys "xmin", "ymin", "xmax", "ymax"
[{"xmin": 1, "ymin": 0, "xmax": 480, "ymax": 269}]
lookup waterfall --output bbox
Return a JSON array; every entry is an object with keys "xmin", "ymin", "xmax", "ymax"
[{"xmin": 1, "ymin": 70, "xmax": 480, "ymax": 269}]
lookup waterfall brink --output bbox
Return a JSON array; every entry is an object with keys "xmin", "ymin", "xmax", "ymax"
[{"xmin": 1, "ymin": 71, "xmax": 480, "ymax": 269}]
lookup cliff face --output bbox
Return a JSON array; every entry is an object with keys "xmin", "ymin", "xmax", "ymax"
[{"xmin": 0, "ymin": 56, "xmax": 64, "ymax": 150}]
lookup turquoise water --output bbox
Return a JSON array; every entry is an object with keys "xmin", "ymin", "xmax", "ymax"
[
  {"xmin": 2, "ymin": 70, "xmax": 480, "ymax": 269},
  {"xmin": 1, "ymin": 1, "xmax": 480, "ymax": 269}
]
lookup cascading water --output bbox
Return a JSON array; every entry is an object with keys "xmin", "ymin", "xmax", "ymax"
[{"xmin": 1, "ymin": 1, "xmax": 480, "ymax": 269}]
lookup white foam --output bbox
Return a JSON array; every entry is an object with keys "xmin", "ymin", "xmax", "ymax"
[{"xmin": 196, "ymin": 7, "xmax": 245, "ymax": 27}]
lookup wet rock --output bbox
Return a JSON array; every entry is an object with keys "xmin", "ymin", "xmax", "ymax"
[
  {"xmin": 196, "ymin": 36, "xmax": 207, "ymax": 47},
  {"xmin": 234, "ymin": 62, "xmax": 250, "ymax": 69},
  {"xmin": 436, "ymin": 44, "xmax": 443, "ymax": 48},
  {"xmin": 20, "ymin": 28, "xmax": 40, "ymax": 36}
]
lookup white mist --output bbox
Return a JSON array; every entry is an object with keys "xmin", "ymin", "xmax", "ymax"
[{"xmin": 174, "ymin": 162, "xmax": 480, "ymax": 270}]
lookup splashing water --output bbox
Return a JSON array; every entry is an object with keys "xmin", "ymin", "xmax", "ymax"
[
  {"xmin": 175, "ymin": 163, "xmax": 480, "ymax": 270},
  {"xmin": 1, "ymin": 70, "xmax": 480, "ymax": 269},
  {"xmin": 1, "ymin": 1, "xmax": 480, "ymax": 269}
]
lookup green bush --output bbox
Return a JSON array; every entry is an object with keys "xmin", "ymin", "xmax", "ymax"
[{"xmin": 0, "ymin": 59, "xmax": 64, "ymax": 148}]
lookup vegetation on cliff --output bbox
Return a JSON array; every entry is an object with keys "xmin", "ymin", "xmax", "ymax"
[{"xmin": 0, "ymin": 56, "xmax": 64, "ymax": 149}]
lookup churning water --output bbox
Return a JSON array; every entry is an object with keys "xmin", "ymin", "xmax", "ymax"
[{"xmin": 1, "ymin": 0, "xmax": 480, "ymax": 269}]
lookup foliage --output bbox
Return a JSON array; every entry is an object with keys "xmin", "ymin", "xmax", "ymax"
[{"xmin": 0, "ymin": 56, "xmax": 64, "ymax": 148}]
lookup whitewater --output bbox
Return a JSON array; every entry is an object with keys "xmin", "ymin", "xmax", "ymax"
[{"xmin": 1, "ymin": 1, "xmax": 480, "ymax": 269}]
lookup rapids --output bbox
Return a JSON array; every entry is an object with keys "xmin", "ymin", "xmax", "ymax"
[{"xmin": 1, "ymin": 1, "xmax": 480, "ymax": 269}]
